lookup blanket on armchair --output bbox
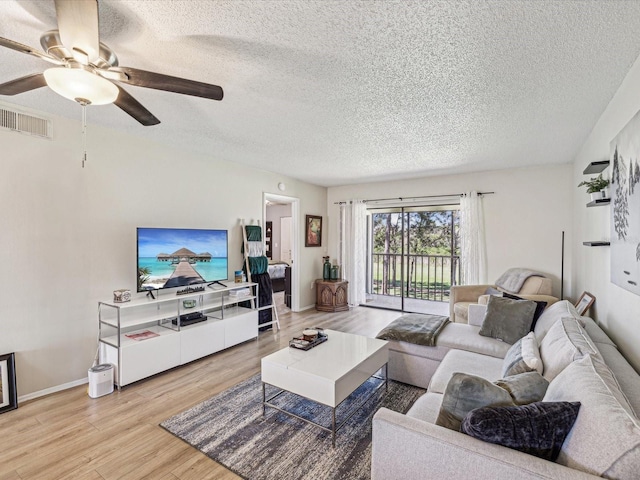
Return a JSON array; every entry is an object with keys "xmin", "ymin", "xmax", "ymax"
[
  {"xmin": 376, "ymin": 313, "xmax": 450, "ymax": 347},
  {"xmin": 494, "ymin": 268, "xmax": 544, "ymax": 293}
]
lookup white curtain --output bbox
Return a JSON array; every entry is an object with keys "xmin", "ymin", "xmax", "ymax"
[
  {"xmin": 340, "ymin": 200, "xmax": 367, "ymax": 306},
  {"xmin": 459, "ymin": 191, "xmax": 487, "ymax": 285}
]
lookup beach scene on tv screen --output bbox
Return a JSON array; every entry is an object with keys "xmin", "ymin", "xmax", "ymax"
[{"xmin": 137, "ymin": 228, "xmax": 228, "ymax": 291}]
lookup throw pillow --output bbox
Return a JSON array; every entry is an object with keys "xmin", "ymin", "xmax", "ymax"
[
  {"xmin": 435, "ymin": 372, "xmax": 514, "ymax": 431},
  {"xmin": 539, "ymin": 317, "xmax": 600, "ymax": 381},
  {"xmin": 502, "ymin": 292, "xmax": 548, "ymax": 331},
  {"xmin": 460, "ymin": 401, "xmax": 581, "ymax": 461},
  {"xmin": 543, "ymin": 355, "xmax": 640, "ymax": 477},
  {"xmin": 479, "ymin": 295, "xmax": 536, "ymax": 344},
  {"xmin": 533, "ymin": 301, "xmax": 582, "ymax": 343},
  {"xmin": 494, "ymin": 371, "xmax": 549, "ymax": 405},
  {"xmin": 502, "ymin": 331, "xmax": 543, "ymax": 377}
]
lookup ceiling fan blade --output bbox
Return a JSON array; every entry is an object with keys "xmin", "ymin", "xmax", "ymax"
[
  {"xmin": 110, "ymin": 66, "xmax": 224, "ymax": 101},
  {"xmin": 114, "ymin": 86, "xmax": 161, "ymax": 126},
  {"xmin": 54, "ymin": 0, "xmax": 100, "ymax": 64},
  {"xmin": 0, "ymin": 37, "xmax": 66, "ymax": 65},
  {"xmin": 0, "ymin": 73, "xmax": 47, "ymax": 96}
]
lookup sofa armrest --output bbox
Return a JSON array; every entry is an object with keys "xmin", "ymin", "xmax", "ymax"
[
  {"xmin": 449, "ymin": 284, "xmax": 493, "ymax": 319},
  {"xmin": 467, "ymin": 304, "xmax": 487, "ymax": 326},
  {"xmin": 372, "ymin": 408, "xmax": 599, "ymax": 480}
]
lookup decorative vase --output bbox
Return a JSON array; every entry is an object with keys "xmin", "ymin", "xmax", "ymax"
[
  {"xmin": 323, "ymin": 257, "xmax": 331, "ymax": 280},
  {"xmin": 330, "ymin": 265, "xmax": 339, "ymax": 280},
  {"xmin": 590, "ymin": 191, "xmax": 604, "ymax": 201}
]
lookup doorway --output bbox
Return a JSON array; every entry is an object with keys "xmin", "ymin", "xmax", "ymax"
[
  {"xmin": 366, "ymin": 206, "xmax": 460, "ymax": 315},
  {"xmin": 264, "ymin": 193, "xmax": 300, "ymax": 312}
]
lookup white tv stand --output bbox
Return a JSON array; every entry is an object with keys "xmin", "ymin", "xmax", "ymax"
[{"xmin": 99, "ymin": 282, "xmax": 258, "ymax": 387}]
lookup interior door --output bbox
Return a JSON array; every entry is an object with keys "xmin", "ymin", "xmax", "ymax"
[{"xmin": 280, "ymin": 216, "xmax": 292, "ymax": 263}]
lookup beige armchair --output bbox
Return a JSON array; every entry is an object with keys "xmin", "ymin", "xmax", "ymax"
[{"xmin": 449, "ymin": 273, "xmax": 558, "ymax": 323}]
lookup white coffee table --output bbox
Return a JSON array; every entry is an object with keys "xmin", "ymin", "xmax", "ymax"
[{"xmin": 261, "ymin": 329, "xmax": 389, "ymax": 446}]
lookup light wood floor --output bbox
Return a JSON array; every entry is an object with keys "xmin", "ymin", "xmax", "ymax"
[{"xmin": 0, "ymin": 301, "xmax": 401, "ymax": 480}]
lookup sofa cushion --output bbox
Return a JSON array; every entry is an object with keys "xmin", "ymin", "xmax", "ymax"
[
  {"xmin": 406, "ymin": 391, "xmax": 443, "ymax": 423},
  {"xmin": 596, "ymin": 343, "xmax": 640, "ymax": 417},
  {"xmin": 539, "ymin": 317, "xmax": 599, "ymax": 381},
  {"xmin": 460, "ymin": 401, "xmax": 581, "ymax": 461},
  {"xmin": 467, "ymin": 304, "xmax": 487, "ymax": 327},
  {"xmin": 579, "ymin": 316, "xmax": 617, "ymax": 347},
  {"xmin": 428, "ymin": 349, "xmax": 504, "ymax": 394},
  {"xmin": 533, "ymin": 300, "xmax": 581, "ymax": 342},
  {"xmin": 435, "ymin": 372, "xmax": 514, "ymax": 431},
  {"xmin": 502, "ymin": 332, "xmax": 543, "ymax": 377},
  {"xmin": 479, "ymin": 295, "xmax": 536, "ymax": 344},
  {"xmin": 436, "ymin": 323, "xmax": 511, "ymax": 359},
  {"xmin": 494, "ymin": 371, "xmax": 549, "ymax": 405},
  {"xmin": 543, "ymin": 355, "xmax": 640, "ymax": 478}
]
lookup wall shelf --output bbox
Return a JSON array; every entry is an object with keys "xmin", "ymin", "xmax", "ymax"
[
  {"xmin": 583, "ymin": 160, "xmax": 610, "ymax": 174},
  {"xmin": 583, "ymin": 161, "xmax": 610, "ymax": 246},
  {"xmin": 587, "ymin": 198, "xmax": 611, "ymax": 207}
]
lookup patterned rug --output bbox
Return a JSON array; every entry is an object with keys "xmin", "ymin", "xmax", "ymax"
[{"xmin": 161, "ymin": 373, "xmax": 425, "ymax": 480}]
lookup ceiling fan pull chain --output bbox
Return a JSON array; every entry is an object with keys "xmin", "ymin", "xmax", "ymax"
[{"xmin": 81, "ymin": 103, "xmax": 87, "ymax": 168}]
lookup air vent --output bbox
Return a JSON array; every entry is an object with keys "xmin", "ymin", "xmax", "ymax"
[{"xmin": 0, "ymin": 106, "xmax": 52, "ymax": 139}]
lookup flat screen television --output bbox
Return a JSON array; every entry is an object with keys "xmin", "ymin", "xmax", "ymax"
[{"xmin": 137, "ymin": 227, "xmax": 228, "ymax": 292}]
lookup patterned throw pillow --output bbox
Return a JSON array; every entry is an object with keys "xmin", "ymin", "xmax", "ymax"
[
  {"xmin": 502, "ymin": 332, "xmax": 543, "ymax": 377},
  {"xmin": 461, "ymin": 401, "xmax": 581, "ymax": 461}
]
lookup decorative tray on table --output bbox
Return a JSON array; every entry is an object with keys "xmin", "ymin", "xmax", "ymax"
[{"xmin": 289, "ymin": 328, "xmax": 328, "ymax": 350}]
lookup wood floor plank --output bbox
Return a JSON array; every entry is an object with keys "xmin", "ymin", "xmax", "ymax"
[
  {"xmin": 4, "ymin": 304, "xmax": 401, "ymax": 479},
  {"xmin": 0, "ymin": 470, "xmax": 22, "ymax": 480}
]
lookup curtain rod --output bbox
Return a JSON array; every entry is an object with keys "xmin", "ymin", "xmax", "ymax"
[{"xmin": 334, "ymin": 191, "xmax": 495, "ymax": 205}]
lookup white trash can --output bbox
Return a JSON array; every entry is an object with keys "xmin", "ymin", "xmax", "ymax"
[{"xmin": 88, "ymin": 364, "xmax": 114, "ymax": 398}]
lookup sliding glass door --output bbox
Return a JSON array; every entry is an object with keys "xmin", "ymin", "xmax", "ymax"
[{"xmin": 367, "ymin": 206, "xmax": 460, "ymax": 313}]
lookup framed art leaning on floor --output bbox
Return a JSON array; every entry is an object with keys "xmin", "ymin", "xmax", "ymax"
[{"xmin": 0, "ymin": 352, "xmax": 17, "ymax": 414}]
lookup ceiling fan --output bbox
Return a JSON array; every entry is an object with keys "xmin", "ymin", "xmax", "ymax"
[{"xmin": 0, "ymin": 0, "xmax": 223, "ymax": 126}]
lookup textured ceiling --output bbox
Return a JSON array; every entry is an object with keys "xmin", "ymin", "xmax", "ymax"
[{"xmin": 2, "ymin": 1, "xmax": 640, "ymax": 187}]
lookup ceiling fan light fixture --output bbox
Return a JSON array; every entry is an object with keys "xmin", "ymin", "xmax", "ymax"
[{"xmin": 43, "ymin": 67, "xmax": 118, "ymax": 105}]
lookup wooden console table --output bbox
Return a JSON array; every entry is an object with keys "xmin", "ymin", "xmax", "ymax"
[{"xmin": 315, "ymin": 279, "xmax": 349, "ymax": 312}]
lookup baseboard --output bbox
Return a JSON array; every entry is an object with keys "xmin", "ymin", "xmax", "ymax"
[
  {"xmin": 298, "ymin": 303, "xmax": 316, "ymax": 312},
  {"xmin": 19, "ymin": 377, "xmax": 88, "ymax": 403}
]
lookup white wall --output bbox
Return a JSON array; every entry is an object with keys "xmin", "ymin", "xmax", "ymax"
[
  {"xmin": 0, "ymin": 106, "xmax": 326, "ymax": 398},
  {"xmin": 327, "ymin": 164, "xmax": 574, "ymax": 298},
  {"xmin": 572, "ymin": 53, "xmax": 640, "ymax": 372}
]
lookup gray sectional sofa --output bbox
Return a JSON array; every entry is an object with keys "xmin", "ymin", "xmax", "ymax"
[{"xmin": 372, "ymin": 300, "xmax": 640, "ymax": 479}]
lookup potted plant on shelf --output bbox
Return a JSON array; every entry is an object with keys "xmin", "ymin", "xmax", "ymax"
[{"xmin": 578, "ymin": 174, "xmax": 610, "ymax": 201}]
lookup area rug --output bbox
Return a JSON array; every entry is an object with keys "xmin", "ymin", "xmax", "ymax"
[{"xmin": 161, "ymin": 373, "xmax": 425, "ymax": 480}]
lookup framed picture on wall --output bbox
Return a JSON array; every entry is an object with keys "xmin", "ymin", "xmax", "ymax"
[
  {"xmin": 0, "ymin": 352, "xmax": 17, "ymax": 414},
  {"xmin": 574, "ymin": 292, "xmax": 595, "ymax": 316},
  {"xmin": 305, "ymin": 215, "xmax": 322, "ymax": 247}
]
